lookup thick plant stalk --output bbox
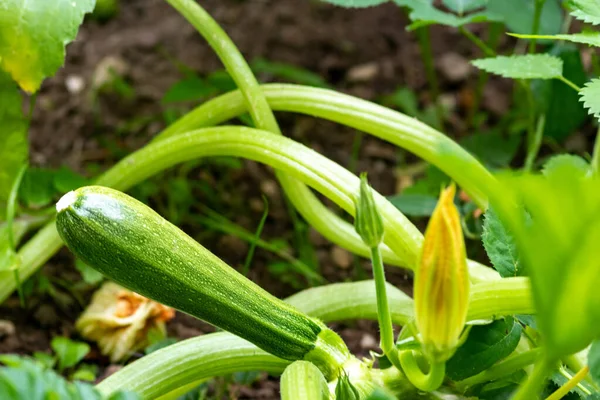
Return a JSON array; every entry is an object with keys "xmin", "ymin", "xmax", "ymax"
[
  {"xmin": 97, "ymin": 279, "xmax": 532, "ymax": 398},
  {"xmin": 0, "ymin": 123, "xmax": 501, "ymax": 303},
  {"xmin": 163, "ymin": 0, "xmax": 371, "ymax": 283},
  {"xmin": 280, "ymin": 361, "xmax": 329, "ymax": 400}
]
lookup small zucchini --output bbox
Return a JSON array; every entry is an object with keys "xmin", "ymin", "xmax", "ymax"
[{"xmin": 56, "ymin": 186, "xmax": 350, "ymax": 378}]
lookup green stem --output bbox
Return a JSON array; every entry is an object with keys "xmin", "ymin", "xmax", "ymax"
[
  {"xmin": 416, "ymin": 26, "xmax": 444, "ymax": 127},
  {"xmin": 163, "ymin": 0, "xmax": 357, "ymax": 287},
  {"xmin": 96, "ymin": 278, "xmax": 533, "ymax": 398},
  {"xmin": 546, "ymin": 366, "xmax": 590, "ymax": 400},
  {"xmin": 280, "ymin": 361, "xmax": 329, "ymax": 400},
  {"xmin": 529, "ymin": 0, "xmax": 547, "ymax": 53},
  {"xmin": 158, "ymin": 85, "xmax": 496, "ymax": 210},
  {"xmin": 242, "ymin": 195, "xmax": 268, "ymax": 277},
  {"xmin": 511, "ymin": 355, "xmax": 552, "ymax": 400},
  {"xmin": 370, "ymin": 246, "xmax": 397, "ymax": 362},
  {"xmin": 557, "ymin": 75, "xmax": 582, "ymax": 92},
  {"xmin": 459, "ymin": 27, "xmax": 495, "ymax": 57},
  {"xmin": 524, "ymin": 114, "xmax": 545, "ymax": 171},
  {"xmin": 592, "ymin": 126, "xmax": 600, "ymax": 176},
  {"xmin": 467, "ymin": 277, "xmax": 533, "ymax": 321},
  {"xmin": 399, "ymin": 349, "xmax": 446, "ymax": 392},
  {"xmin": 455, "ymin": 348, "xmax": 543, "ymax": 390},
  {"xmin": 6, "ymin": 164, "xmax": 27, "ymax": 306}
]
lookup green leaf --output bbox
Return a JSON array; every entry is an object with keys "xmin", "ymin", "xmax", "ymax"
[
  {"xmin": 0, "ymin": 71, "xmax": 28, "ymax": 203},
  {"xmin": 144, "ymin": 338, "xmax": 178, "ymax": 355},
  {"xmin": 488, "ymin": 0, "xmax": 563, "ymax": 36},
  {"xmin": 446, "ymin": 317, "xmax": 522, "ymax": 381},
  {"xmin": 387, "ymin": 194, "xmax": 438, "ymax": 217},
  {"xmin": 492, "ymin": 169, "xmax": 600, "ymax": 358},
  {"xmin": 74, "ymin": 259, "xmax": 104, "ymax": 285},
  {"xmin": 0, "ymin": 354, "xmax": 137, "ymax": 399},
  {"xmin": 251, "ymin": 58, "xmax": 329, "ymax": 88},
  {"xmin": 589, "ymin": 340, "xmax": 600, "ymax": 384},
  {"xmin": 542, "ymin": 154, "xmax": 590, "ymax": 178},
  {"xmin": 550, "ymin": 366, "xmax": 596, "ymax": 398},
  {"xmin": 580, "ymin": 78, "xmax": 600, "ymax": 119},
  {"xmin": 482, "ymin": 207, "xmax": 524, "ymax": 278},
  {"xmin": 570, "ymin": 0, "xmax": 600, "ymax": 25},
  {"xmin": 441, "ymin": 0, "xmax": 486, "ymax": 14},
  {"xmin": 472, "ymin": 54, "xmax": 563, "ymax": 80},
  {"xmin": 19, "ymin": 168, "xmax": 56, "ymax": 208},
  {"xmin": 70, "ymin": 364, "xmax": 97, "ymax": 382},
  {"xmin": 53, "ymin": 167, "xmax": 89, "ymax": 194},
  {"xmin": 161, "ymin": 76, "xmax": 217, "ymax": 104},
  {"xmin": 319, "ymin": 0, "xmax": 389, "ymax": 7},
  {"xmin": 510, "ymin": 31, "xmax": 600, "ymax": 47},
  {"xmin": 532, "ymin": 44, "xmax": 588, "ymax": 141},
  {"xmin": 460, "ymin": 131, "xmax": 521, "ymax": 169},
  {"xmin": 0, "ymin": 0, "xmax": 96, "ymax": 93},
  {"xmin": 406, "ymin": 3, "xmax": 502, "ymax": 30},
  {"xmin": 50, "ymin": 337, "xmax": 90, "ymax": 372}
]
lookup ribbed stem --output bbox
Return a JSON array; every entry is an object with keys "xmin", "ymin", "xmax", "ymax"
[{"xmin": 280, "ymin": 361, "xmax": 329, "ymax": 400}]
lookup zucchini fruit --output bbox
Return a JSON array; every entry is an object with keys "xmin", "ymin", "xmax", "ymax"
[{"xmin": 56, "ymin": 186, "xmax": 350, "ymax": 378}]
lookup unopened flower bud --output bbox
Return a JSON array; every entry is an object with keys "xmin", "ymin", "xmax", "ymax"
[
  {"xmin": 335, "ymin": 371, "xmax": 360, "ymax": 400},
  {"xmin": 414, "ymin": 184, "xmax": 469, "ymax": 362},
  {"xmin": 355, "ymin": 173, "xmax": 384, "ymax": 248}
]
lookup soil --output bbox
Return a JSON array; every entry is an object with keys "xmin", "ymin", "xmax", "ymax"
[{"xmin": 0, "ymin": 0, "xmax": 566, "ymax": 399}]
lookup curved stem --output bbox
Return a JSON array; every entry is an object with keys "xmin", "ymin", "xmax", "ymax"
[
  {"xmin": 163, "ymin": 0, "xmax": 374, "ymax": 284},
  {"xmin": 96, "ymin": 278, "xmax": 533, "ymax": 398},
  {"xmin": 96, "ymin": 332, "xmax": 289, "ymax": 399},
  {"xmin": 399, "ymin": 350, "xmax": 446, "ymax": 392},
  {"xmin": 455, "ymin": 348, "xmax": 543, "ymax": 390},
  {"xmin": 591, "ymin": 126, "xmax": 600, "ymax": 177},
  {"xmin": 158, "ymin": 84, "xmax": 496, "ymax": 211},
  {"xmin": 1, "ymin": 116, "xmax": 501, "ymax": 303}
]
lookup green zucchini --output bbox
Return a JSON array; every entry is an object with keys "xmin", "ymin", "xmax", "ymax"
[{"xmin": 56, "ymin": 186, "xmax": 350, "ymax": 378}]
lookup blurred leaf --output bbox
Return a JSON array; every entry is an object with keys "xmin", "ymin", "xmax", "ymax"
[
  {"xmin": 406, "ymin": 2, "xmax": 502, "ymax": 30},
  {"xmin": 447, "ymin": 317, "xmax": 522, "ymax": 381},
  {"xmin": 233, "ymin": 370, "xmax": 262, "ymax": 385},
  {"xmin": 472, "ymin": 54, "xmax": 563, "ymax": 80},
  {"xmin": 532, "ymin": 45, "xmax": 588, "ymax": 141},
  {"xmin": 551, "ymin": 366, "xmax": 595, "ymax": 398},
  {"xmin": 32, "ymin": 352, "xmax": 55, "ymax": 369},
  {"xmin": 441, "ymin": 0, "xmax": 486, "ymax": 14},
  {"xmin": 381, "ymin": 88, "xmax": 420, "ymax": 116},
  {"xmin": 51, "ymin": 337, "xmax": 90, "ymax": 372},
  {"xmin": 482, "ymin": 207, "xmax": 524, "ymax": 278},
  {"xmin": 0, "ymin": 0, "xmax": 95, "ymax": 93},
  {"xmin": 542, "ymin": 154, "xmax": 590, "ymax": 177},
  {"xmin": 0, "ymin": 354, "xmax": 138, "ymax": 400},
  {"xmin": 366, "ymin": 388, "xmax": 397, "ymax": 400},
  {"xmin": 144, "ymin": 338, "xmax": 177, "ymax": 355},
  {"xmin": 460, "ymin": 131, "xmax": 521, "ymax": 169},
  {"xmin": 580, "ymin": 78, "xmax": 600, "ymax": 120},
  {"xmin": 492, "ymin": 162, "xmax": 600, "ymax": 358},
  {"xmin": 319, "ymin": 0, "xmax": 389, "ymax": 7},
  {"xmin": 590, "ymin": 340, "xmax": 600, "ymax": 384},
  {"xmin": 403, "ymin": 165, "xmax": 450, "ymax": 197},
  {"xmin": 570, "ymin": 0, "xmax": 600, "ymax": 25},
  {"xmin": 162, "ymin": 76, "xmax": 217, "ymax": 104},
  {"xmin": 70, "ymin": 364, "xmax": 97, "ymax": 382},
  {"xmin": 0, "ymin": 71, "xmax": 28, "ymax": 203},
  {"xmin": 488, "ymin": 0, "xmax": 563, "ymax": 35},
  {"xmin": 54, "ymin": 167, "xmax": 89, "ymax": 194},
  {"xmin": 75, "ymin": 259, "xmax": 104, "ymax": 285},
  {"xmin": 510, "ymin": 31, "xmax": 600, "ymax": 47},
  {"xmin": 206, "ymin": 70, "xmax": 237, "ymax": 92},
  {"xmin": 387, "ymin": 193, "xmax": 438, "ymax": 217},
  {"xmin": 19, "ymin": 168, "xmax": 56, "ymax": 208},
  {"xmin": 251, "ymin": 58, "xmax": 329, "ymax": 88}
]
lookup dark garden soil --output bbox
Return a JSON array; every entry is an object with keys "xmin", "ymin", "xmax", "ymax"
[{"xmin": 0, "ymin": 0, "xmax": 535, "ymax": 398}]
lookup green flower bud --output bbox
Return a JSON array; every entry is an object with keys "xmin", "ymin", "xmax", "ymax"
[
  {"xmin": 335, "ymin": 371, "xmax": 360, "ymax": 400},
  {"xmin": 414, "ymin": 184, "xmax": 470, "ymax": 362},
  {"xmin": 355, "ymin": 173, "xmax": 384, "ymax": 248}
]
